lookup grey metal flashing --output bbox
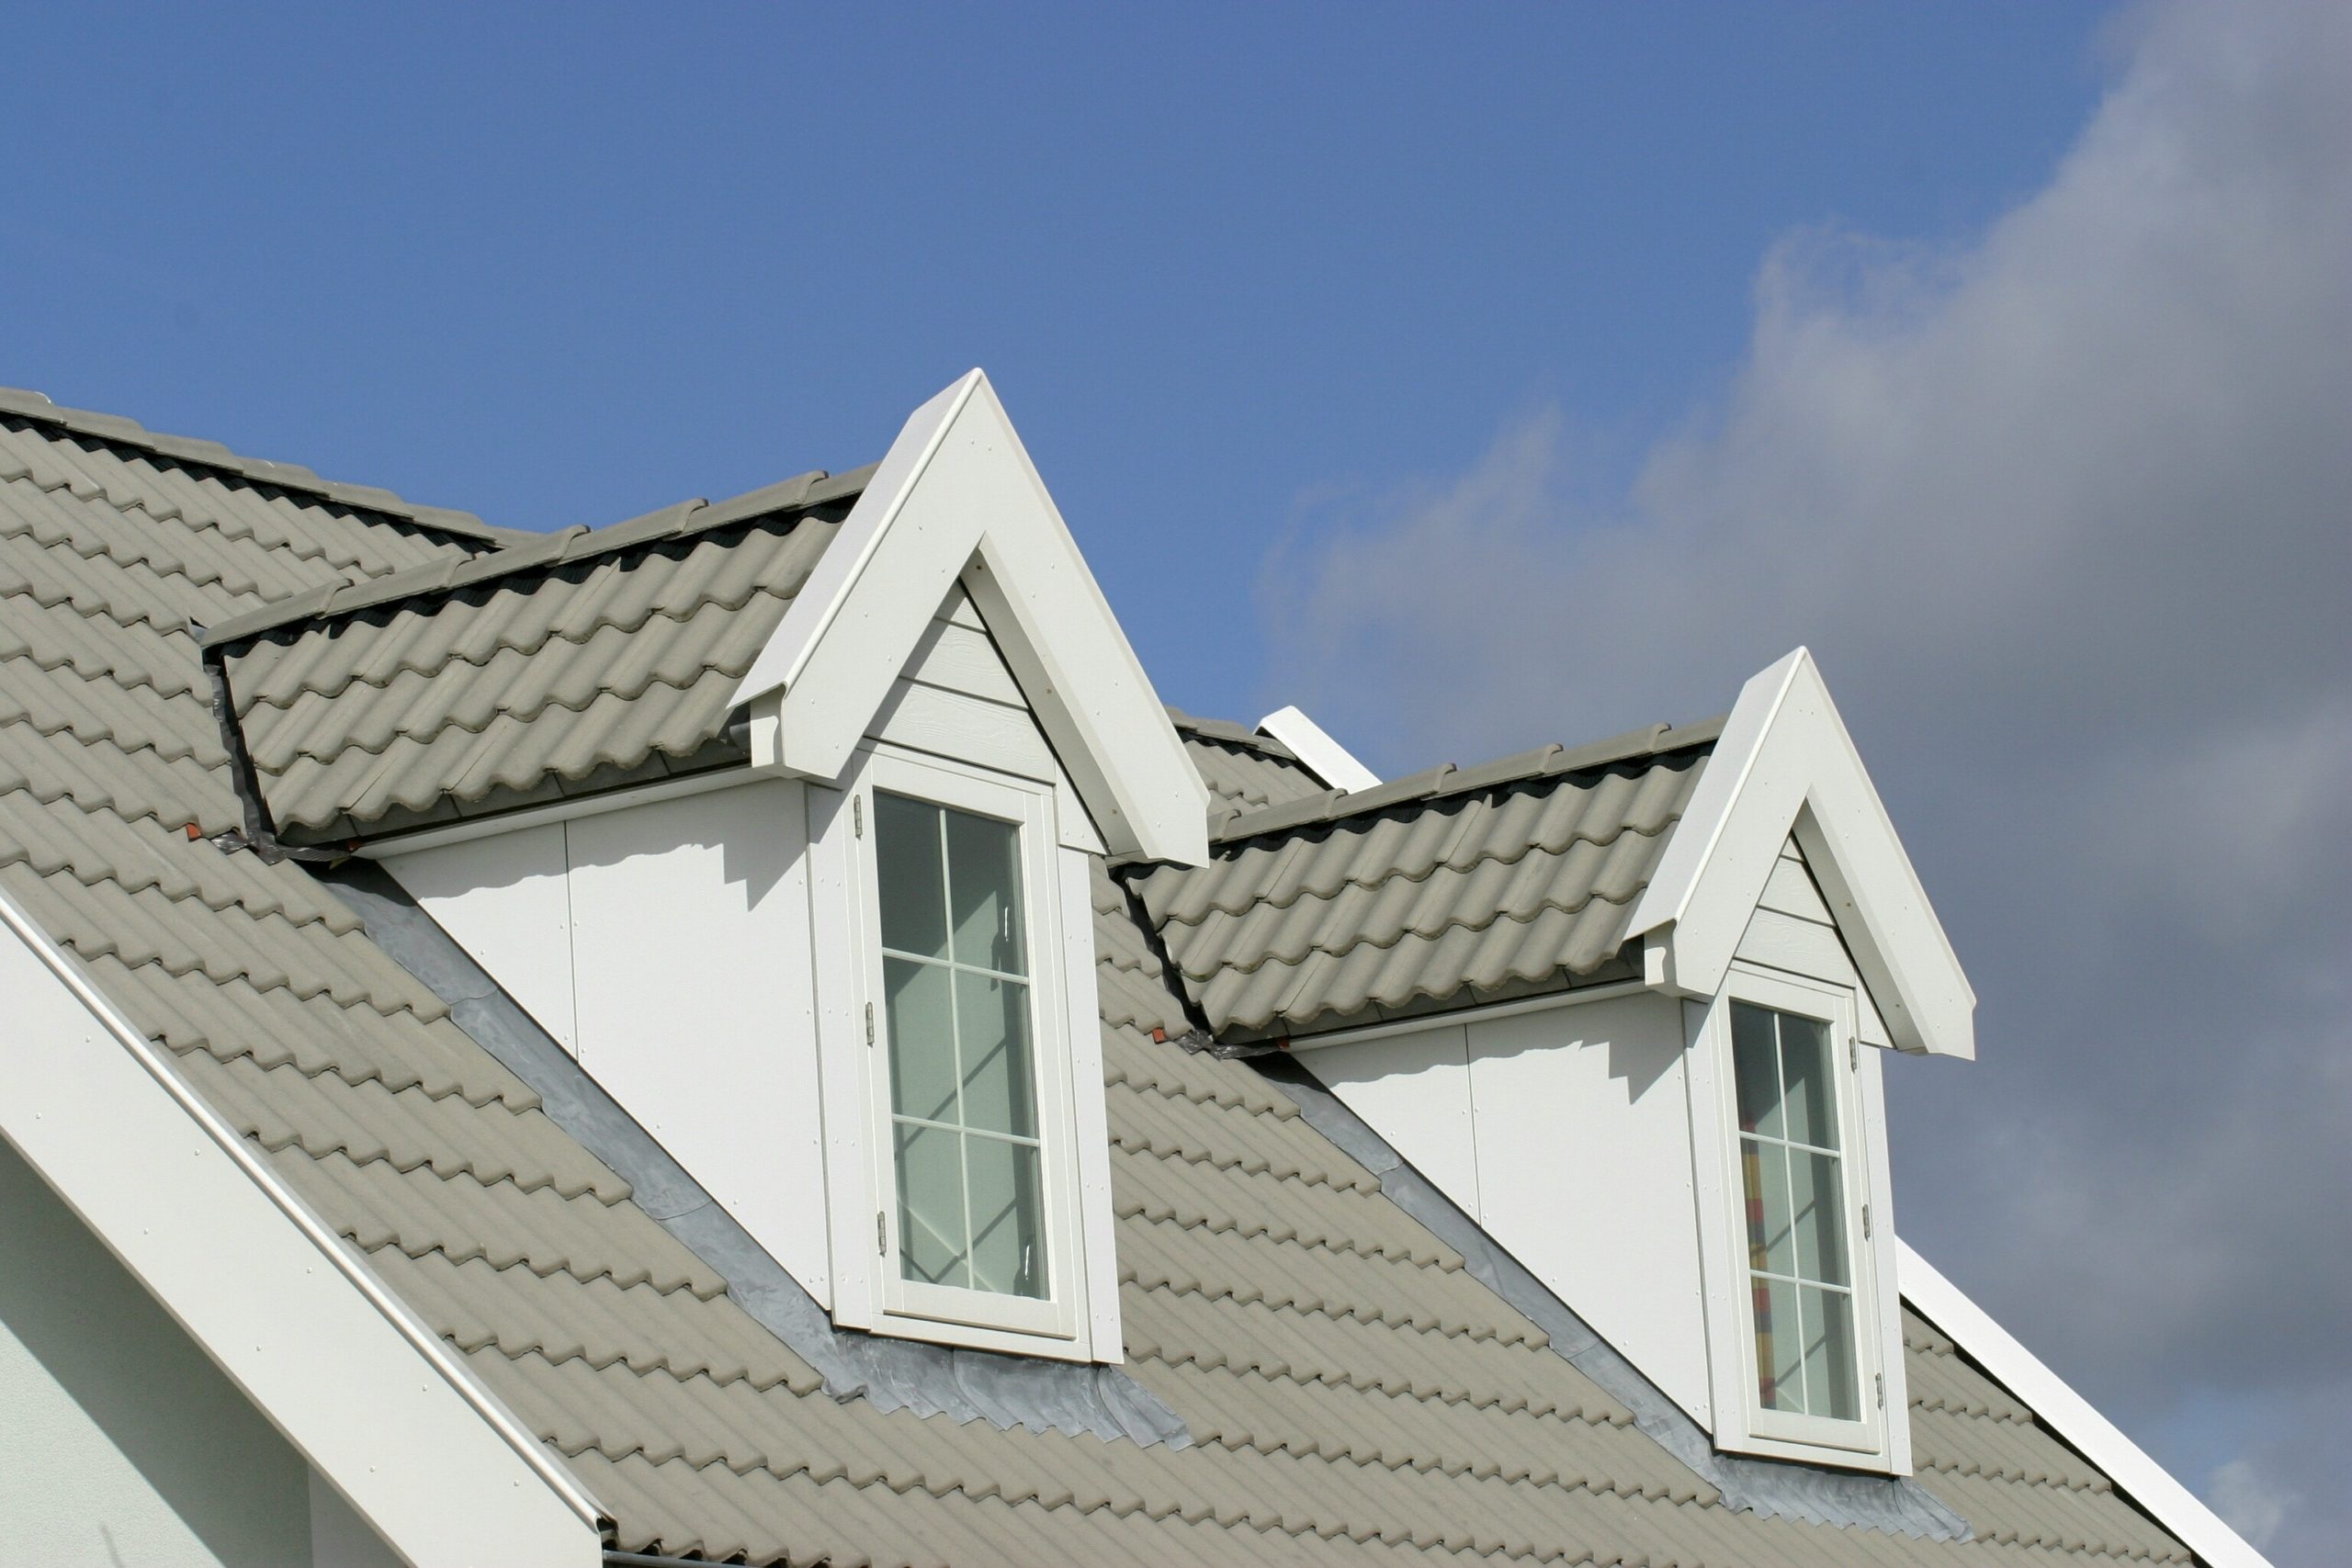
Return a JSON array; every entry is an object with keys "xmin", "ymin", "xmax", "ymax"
[
  {"xmin": 0, "ymin": 386, "xmax": 518, "ymax": 546},
  {"xmin": 1251, "ymin": 1052, "xmax": 1972, "ymax": 1542},
  {"xmin": 320, "ymin": 859, "xmax": 1191, "ymax": 1451}
]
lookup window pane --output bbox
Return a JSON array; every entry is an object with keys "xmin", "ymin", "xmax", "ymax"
[
  {"xmin": 1802, "ymin": 1286, "xmax": 1860, "ymax": 1420},
  {"xmin": 894, "ymin": 1121, "xmax": 967, "ymax": 1291},
  {"xmin": 1756, "ymin": 1274, "xmax": 1804, "ymax": 1413},
  {"xmin": 944, "ymin": 807, "xmax": 1025, "ymax": 975},
  {"xmin": 1740, "ymin": 1136, "xmax": 1795, "ymax": 1277},
  {"xmin": 876, "ymin": 793, "xmax": 947, "ymax": 959},
  {"xmin": 1791, "ymin": 1150, "xmax": 1849, "ymax": 1287},
  {"xmin": 1731, "ymin": 1002, "xmax": 1781, "ymax": 1137},
  {"xmin": 1778, "ymin": 1011, "xmax": 1837, "ymax": 1150},
  {"xmin": 965, "ymin": 1135, "xmax": 1046, "ymax": 1299},
  {"xmin": 955, "ymin": 970, "xmax": 1035, "ymax": 1138},
  {"xmin": 884, "ymin": 958, "xmax": 957, "ymax": 1123}
]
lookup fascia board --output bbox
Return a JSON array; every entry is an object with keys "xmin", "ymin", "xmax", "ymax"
[
  {"xmin": 1256, "ymin": 705, "xmax": 1383, "ymax": 793},
  {"xmin": 1627, "ymin": 649, "xmax": 1974, "ymax": 1058},
  {"xmin": 733, "ymin": 370, "xmax": 1209, "ymax": 865},
  {"xmin": 0, "ymin": 887, "xmax": 602, "ymax": 1568},
  {"xmin": 1899, "ymin": 1240, "xmax": 2271, "ymax": 1568},
  {"xmin": 733, "ymin": 369, "xmax": 980, "ymax": 708}
]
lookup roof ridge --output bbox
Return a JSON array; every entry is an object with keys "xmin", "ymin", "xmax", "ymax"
[
  {"xmin": 1205, "ymin": 717, "xmax": 1724, "ymax": 846},
  {"xmin": 0, "ymin": 386, "xmax": 521, "ymax": 547},
  {"xmin": 1165, "ymin": 706, "xmax": 1303, "ymax": 763},
  {"xmin": 198, "ymin": 463, "xmax": 876, "ymax": 649}
]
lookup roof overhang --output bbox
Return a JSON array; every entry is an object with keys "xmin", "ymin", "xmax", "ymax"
[
  {"xmin": 732, "ymin": 370, "xmax": 1208, "ymax": 865},
  {"xmin": 0, "ymin": 886, "xmax": 603, "ymax": 1568},
  {"xmin": 1626, "ymin": 648, "xmax": 1975, "ymax": 1058}
]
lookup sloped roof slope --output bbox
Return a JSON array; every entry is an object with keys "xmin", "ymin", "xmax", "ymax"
[
  {"xmin": 1168, "ymin": 708, "xmax": 1331, "ymax": 812},
  {"xmin": 0, "ymin": 397, "xmax": 2196, "ymax": 1566},
  {"xmin": 204, "ymin": 467, "xmax": 873, "ymax": 840},
  {"xmin": 1134, "ymin": 723, "xmax": 1720, "ymax": 1040}
]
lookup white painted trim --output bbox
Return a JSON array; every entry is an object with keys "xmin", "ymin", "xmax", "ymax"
[
  {"xmin": 1626, "ymin": 649, "xmax": 1974, "ymax": 1058},
  {"xmin": 1897, "ymin": 1241, "xmax": 2272, "ymax": 1568},
  {"xmin": 817, "ymin": 742, "xmax": 1109, "ymax": 1361},
  {"xmin": 354, "ymin": 761, "xmax": 754, "ymax": 859},
  {"xmin": 1254, "ymin": 705, "xmax": 1381, "ymax": 793},
  {"xmin": 730, "ymin": 370, "xmax": 1209, "ymax": 865},
  {"xmin": 0, "ymin": 886, "xmax": 602, "ymax": 1568},
  {"xmin": 1282, "ymin": 979, "xmax": 1652, "ymax": 1052}
]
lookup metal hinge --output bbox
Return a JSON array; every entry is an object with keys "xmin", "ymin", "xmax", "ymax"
[
  {"xmin": 1861, "ymin": 1202, "xmax": 1872, "ymax": 1238},
  {"xmin": 865, "ymin": 1002, "xmax": 876, "ymax": 1046},
  {"xmin": 1849, "ymin": 1034, "xmax": 1859, "ymax": 1071},
  {"xmin": 854, "ymin": 794, "xmax": 864, "ymax": 838},
  {"xmin": 876, "ymin": 1210, "xmax": 888, "ymax": 1256},
  {"xmin": 1875, "ymin": 1372, "xmax": 1885, "ymax": 1409}
]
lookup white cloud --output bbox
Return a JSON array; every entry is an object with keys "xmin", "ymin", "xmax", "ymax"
[
  {"xmin": 1264, "ymin": 2, "xmax": 2351, "ymax": 1557},
  {"xmin": 2209, "ymin": 1459, "xmax": 2292, "ymax": 1550}
]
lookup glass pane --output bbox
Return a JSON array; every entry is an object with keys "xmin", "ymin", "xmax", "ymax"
[
  {"xmin": 1778, "ymin": 1010, "xmax": 1837, "ymax": 1150},
  {"xmin": 1801, "ymin": 1286, "xmax": 1860, "ymax": 1420},
  {"xmin": 1756, "ymin": 1274, "xmax": 1804, "ymax": 1413},
  {"xmin": 955, "ymin": 970, "xmax": 1035, "ymax": 1138},
  {"xmin": 876, "ymin": 793, "xmax": 947, "ymax": 959},
  {"xmin": 884, "ymin": 958, "xmax": 957, "ymax": 1123},
  {"xmin": 894, "ymin": 1121, "xmax": 967, "ymax": 1291},
  {"xmin": 965, "ymin": 1135, "xmax": 1046, "ymax": 1299},
  {"xmin": 944, "ymin": 807, "xmax": 1025, "ymax": 975},
  {"xmin": 1740, "ymin": 1136, "xmax": 1795, "ymax": 1277},
  {"xmin": 1731, "ymin": 1002, "xmax": 1781, "ymax": 1137},
  {"xmin": 1791, "ymin": 1150, "xmax": 1849, "ymax": 1286}
]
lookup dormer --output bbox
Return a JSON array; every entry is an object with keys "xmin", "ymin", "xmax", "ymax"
[
  {"xmin": 199, "ymin": 371, "xmax": 1207, "ymax": 1364},
  {"xmin": 1134, "ymin": 649, "xmax": 1973, "ymax": 1474}
]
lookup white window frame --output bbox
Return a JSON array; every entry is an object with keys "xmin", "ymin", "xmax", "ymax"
[
  {"xmin": 810, "ymin": 741, "xmax": 1104, "ymax": 1359},
  {"xmin": 1689, "ymin": 963, "xmax": 1896, "ymax": 1466}
]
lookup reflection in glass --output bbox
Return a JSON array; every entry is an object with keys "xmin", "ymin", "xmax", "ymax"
[
  {"xmin": 875, "ymin": 791, "xmax": 1048, "ymax": 1301},
  {"xmin": 1734, "ymin": 1000, "xmax": 1860, "ymax": 1420}
]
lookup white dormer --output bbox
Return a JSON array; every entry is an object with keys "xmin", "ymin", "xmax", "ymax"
[
  {"xmin": 377, "ymin": 372, "xmax": 1206, "ymax": 1364},
  {"xmin": 1298, "ymin": 649, "xmax": 1970, "ymax": 1474}
]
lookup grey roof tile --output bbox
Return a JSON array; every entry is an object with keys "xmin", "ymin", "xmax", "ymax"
[
  {"xmin": 210, "ymin": 476, "xmax": 864, "ymax": 835},
  {"xmin": 0, "ymin": 403, "xmax": 2196, "ymax": 1566},
  {"xmin": 1133, "ymin": 730, "xmax": 1714, "ymax": 1038}
]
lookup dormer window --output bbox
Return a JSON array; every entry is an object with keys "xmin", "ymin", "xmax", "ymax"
[
  {"xmin": 873, "ymin": 786, "xmax": 1049, "ymax": 1306},
  {"xmin": 1702, "ymin": 965, "xmax": 1891, "ymax": 1461},
  {"xmin": 823, "ymin": 746, "xmax": 1101, "ymax": 1356}
]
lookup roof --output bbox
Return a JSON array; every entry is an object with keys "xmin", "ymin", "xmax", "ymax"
[
  {"xmin": 1133, "ymin": 721, "xmax": 1721, "ymax": 1040},
  {"xmin": 0, "ymin": 397, "xmax": 2200, "ymax": 1565},
  {"xmin": 205, "ymin": 468, "xmax": 872, "ymax": 839},
  {"xmin": 1167, "ymin": 707, "xmax": 1331, "ymax": 812}
]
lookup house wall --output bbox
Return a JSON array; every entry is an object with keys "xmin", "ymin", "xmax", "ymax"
[
  {"xmin": 1307, "ymin": 990, "xmax": 1713, "ymax": 1427},
  {"xmin": 0, "ymin": 1136, "xmax": 401, "ymax": 1568},
  {"xmin": 1736, "ymin": 838, "xmax": 1891, "ymax": 1045},
  {"xmin": 379, "ymin": 584, "xmax": 1097, "ymax": 1315}
]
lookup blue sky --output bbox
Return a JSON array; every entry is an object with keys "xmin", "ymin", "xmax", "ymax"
[
  {"xmin": 9, "ymin": 5, "xmax": 2346, "ymax": 1561},
  {"xmin": 6, "ymin": 3, "xmax": 2094, "ymax": 713}
]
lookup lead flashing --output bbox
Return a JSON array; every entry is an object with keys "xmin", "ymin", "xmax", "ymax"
[
  {"xmin": 1253, "ymin": 1053, "xmax": 1972, "ymax": 1542},
  {"xmin": 322, "ymin": 860, "xmax": 1191, "ymax": 1451}
]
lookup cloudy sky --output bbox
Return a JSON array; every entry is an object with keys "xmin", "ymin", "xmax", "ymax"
[
  {"xmin": 1268, "ymin": 6, "xmax": 2350, "ymax": 1555},
  {"xmin": 5, "ymin": 2, "xmax": 2343, "ymax": 1557}
]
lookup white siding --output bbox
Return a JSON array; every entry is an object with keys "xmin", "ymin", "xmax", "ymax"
[
  {"xmin": 1, "ymin": 1136, "xmax": 400, "ymax": 1568},
  {"xmin": 567, "ymin": 778, "xmax": 831, "ymax": 1303},
  {"xmin": 1307, "ymin": 992, "xmax": 1713, "ymax": 1428},
  {"xmin": 388, "ymin": 820, "xmax": 579, "ymax": 1054},
  {"xmin": 872, "ymin": 587, "xmax": 1105, "ymax": 853},
  {"xmin": 1736, "ymin": 839, "xmax": 1892, "ymax": 1046}
]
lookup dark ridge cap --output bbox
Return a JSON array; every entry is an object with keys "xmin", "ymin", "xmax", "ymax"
[
  {"xmin": 197, "ymin": 462, "xmax": 876, "ymax": 650},
  {"xmin": 1204, "ymin": 716, "xmax": 1726, "ymax": 847},
  {"xmin": 0, "ymin": 385, "xmax": 521, "ymax": 547},
  {"xmin": 1164, "ymin": 706, "xmax": 1303, "ymax": 762}
]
